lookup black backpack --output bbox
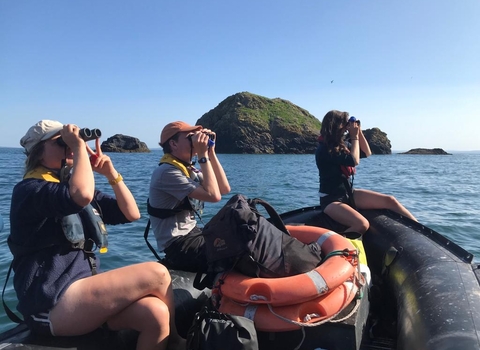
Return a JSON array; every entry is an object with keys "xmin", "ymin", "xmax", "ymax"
[{"xmin": 194, "ymin": 194, "xmax": 322, "ymax": 289}]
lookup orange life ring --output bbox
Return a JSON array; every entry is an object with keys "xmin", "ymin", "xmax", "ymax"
[
  {"xmin": 218, "ymin": 225, "xmax": 359, "ymax": 306},
  {"xmin": 218, "ymin": 280, "xmax": 359, "ymax": 332}
]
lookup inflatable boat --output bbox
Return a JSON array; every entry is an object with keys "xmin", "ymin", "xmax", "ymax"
[{"xmin": 1, "ymin": 207, "xmax": 479, "ymax": 350}]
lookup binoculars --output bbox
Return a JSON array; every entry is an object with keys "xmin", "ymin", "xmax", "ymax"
[
  {"xmin": 206, "ymin": 133, "xmax": 215, "ymax": 148},
  {"xmin": 348, "ymin": 116, "xmax": 361, "ymax": 125},
  {"xmin": 187, "ymin": 133, "xmax": 215, "ymax": 148},
  {"xmin": 56, "ymin": 128, "xmax": 102, "ymax": 147}
]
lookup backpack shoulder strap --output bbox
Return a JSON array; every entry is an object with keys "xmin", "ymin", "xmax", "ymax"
[
  {"xmin": 193, "ymin": 271, "xmax": 214, "ymax": 291},
  {"xmin": 248, "ymin": 198, "xmax": 290, "ymax": 235}
]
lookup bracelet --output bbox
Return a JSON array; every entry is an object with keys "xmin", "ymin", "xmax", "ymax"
[
  {"xmin": 350, "ymin": 138, "xmax": 359, "ymax": 140},
  {"xmin": 109, "ymin": 173, "xmax": 123, "ymax": 186}
]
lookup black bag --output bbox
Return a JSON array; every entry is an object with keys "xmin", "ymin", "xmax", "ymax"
[
  {"xmin": 195, "ymin": 194, "xmax": 322, "ymax": 289},
  {"xmin": 186, "ymin": 301, "xmax": 259, "ymax": 350}
]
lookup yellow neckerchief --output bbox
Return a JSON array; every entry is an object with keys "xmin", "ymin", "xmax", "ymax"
[
  {"xmin": 24, "ymin": 166, "xmax": 61, "ymax": 183},
  {"xmin": 159, "ymin": 154, "xmax": 191, "ymax": 177}
]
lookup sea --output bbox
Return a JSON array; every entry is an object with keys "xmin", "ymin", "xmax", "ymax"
[{"xmin": 0, "ymin": 147, "xmax": 479, "ymax": 334}]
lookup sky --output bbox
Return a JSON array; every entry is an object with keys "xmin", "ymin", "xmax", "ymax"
[{"xmin": 1, "ymin": 0, "xmax": 479, "ymax": 151}]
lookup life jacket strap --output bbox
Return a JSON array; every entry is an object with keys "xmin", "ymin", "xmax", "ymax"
[
  {"xmin": 143, "ymin": 219, "xmax": 164, "ymax": 262},
  {"xmin": 147, "ymin": 198, "xmax": 193, "ymax": 219},
  {"xmin": 2, "ymin": 262, "xmax": 24, "ymax": 324},
  {"xmin": 85, "ymin": 251, "xmax": 98, "ymax": 275}
]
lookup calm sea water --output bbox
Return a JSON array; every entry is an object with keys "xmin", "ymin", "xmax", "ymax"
[{"xmin": 1, "ymin": 147, "xmax": 479, "ymax": 334}]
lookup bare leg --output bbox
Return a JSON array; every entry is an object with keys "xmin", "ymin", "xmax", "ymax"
[
  {"xmin": 324, "ymin": 201, "xmax": 370, "ymax": 234},
  {"xmin": 354, "ymin": 189, "xmax": 417, "ymax": 221},
  {"xmin": 107, "ymin": 296, "xmax": 171, "ymax": 349},
  {"xmin": 49, "ymin": 262, "xmax": 184, "ymax": 350}
]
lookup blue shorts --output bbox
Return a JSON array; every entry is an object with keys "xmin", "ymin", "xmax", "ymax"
[
  {"xmin": 25, "ymin": 311, "xmax": 110, "ymax": 336},
  {"xmin": 25, "ymin": 312, "xmax": 55, "ymax": 336}
]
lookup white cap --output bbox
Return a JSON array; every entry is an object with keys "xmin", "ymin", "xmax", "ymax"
[{"xmin": 20, "ymin": 120, "xmax": 64, "ymax": 154}]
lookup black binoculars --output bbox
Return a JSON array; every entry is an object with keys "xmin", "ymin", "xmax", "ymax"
[{"xmin": 56, "ymin": 128, "xmax": 102, "ymax": 147}]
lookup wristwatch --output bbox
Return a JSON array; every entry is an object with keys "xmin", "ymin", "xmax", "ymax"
[{"xmin": 198, "ymin": 157, "xmax": 209, "ymax": 164}]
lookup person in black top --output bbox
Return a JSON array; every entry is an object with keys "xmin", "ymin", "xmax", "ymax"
[{"xmin": 315, "ymin": 110, "xmax": 417, "ymax": 234}]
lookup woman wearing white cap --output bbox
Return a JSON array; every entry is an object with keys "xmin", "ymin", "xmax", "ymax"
[{"xmin": 8, "ymin": 120, "xmax": 184, "ymax": 350}]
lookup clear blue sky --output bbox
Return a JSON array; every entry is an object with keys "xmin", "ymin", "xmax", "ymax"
[{"xmin": 1, "ymin": 0, "xmax": 479, "ymax": 151}]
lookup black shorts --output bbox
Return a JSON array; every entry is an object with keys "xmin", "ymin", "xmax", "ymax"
[
  {"xmin": 320, "ymin": 192, "xmax": 353, "ymax": 211},
  {"xmin": 163, "ymin": 226, "xmax": 207, "ymax": 272}
]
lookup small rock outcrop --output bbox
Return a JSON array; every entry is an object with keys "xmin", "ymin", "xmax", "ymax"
[
  {"xmin": 196, "ymin": 92, "xmax": 321, "ymax": 154},
  {"xmin": 101, "ymin": 134, "xmax": 150, "ymax": 153},
  {"xmin": 363, "ymin": 128, "xmax": 392, "ymax": 155},
  {"xmin": 399, "ymin": 148, "xmax": 451, "ymax": 155}
]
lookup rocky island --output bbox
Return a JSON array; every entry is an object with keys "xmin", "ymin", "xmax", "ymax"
[
  {"xmin": 362, "ymin": 128, "xmax": 392, "ymax": 155},
  {"xmin": 399, "ymin": 148, "xmax": 451, "ymax": 155},
  {"xmin": 101, "ymin": 134, "xmax": 150, "ymax": 153},
  {"xmin": 196, "ymin": 92, "xmax": 321, "ymax": 154}
]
